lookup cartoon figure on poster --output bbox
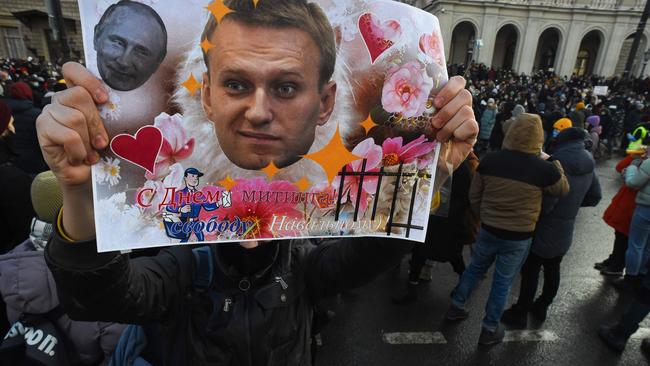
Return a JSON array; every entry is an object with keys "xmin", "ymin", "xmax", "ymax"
[
  {"xmin": 163, "ymin": 167, "xmax": 235, "ymax": 242},
  {"xmin": 80, "ymin": 0, "xmax": 451, "ymax": 252}
]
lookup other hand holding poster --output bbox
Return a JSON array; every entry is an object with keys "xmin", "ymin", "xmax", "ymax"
[{"xmin": 80, "ymin": 0, "xmax": 450, "ymax": 252}]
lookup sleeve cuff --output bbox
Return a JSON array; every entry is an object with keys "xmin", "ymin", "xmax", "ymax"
[
  {"xmin": 56, "ymin": 208, "xmax": 76, "ymax": 243},
  {"xmin": 46, "ymin": 222, "xmax": 120, "ymax": 271}
]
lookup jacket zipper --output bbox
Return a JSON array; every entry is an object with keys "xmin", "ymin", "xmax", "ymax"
[
  {"xmin": 275, "ymin": 276, "xmax": 288, "ymax": 290},
  {"xmin": 243, "ymin": 277, "xmax": 252, "ymax": 366}
]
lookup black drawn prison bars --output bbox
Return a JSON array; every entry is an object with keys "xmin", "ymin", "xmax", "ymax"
[{"xmin": 333, "ymin": 159, "xmax": 432, "ymax": 238}]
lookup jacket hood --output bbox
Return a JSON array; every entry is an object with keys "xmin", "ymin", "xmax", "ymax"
[
  {"xmin": 502, "ymin": 113, "xmax": 544, "ymax": 154},
  {"xmin": 4, "ymin": 98, "xmax": 34, "ymax": 113},
  {"xmin": 552, "ymin": 129, "xmax": 595, "ymax": 176},
  {"xmin": 554, "ymin": 127, "xmax": 587, "ymax": 144},
  {"xmin": 0, "ymin": 240, "xmax": 59, "ymax": 317}
]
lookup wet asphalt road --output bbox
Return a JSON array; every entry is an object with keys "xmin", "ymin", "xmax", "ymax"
[{"xmin": 318, "ymin": 157, "xmax": 650, "ymax": 366}]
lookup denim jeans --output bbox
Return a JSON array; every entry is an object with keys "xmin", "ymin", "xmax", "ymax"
[
  {"xmin": 625, "ymin": 204, "xmax": 650, "ymax": 276},
  {"xmin": 452, "ymin": 228, "xmax": 532, "ymax": 331}
]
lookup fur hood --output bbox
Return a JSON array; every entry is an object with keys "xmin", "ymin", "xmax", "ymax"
[{"xmin": 502, "ymin": 113, "xmax": 544, "ymax": 155}]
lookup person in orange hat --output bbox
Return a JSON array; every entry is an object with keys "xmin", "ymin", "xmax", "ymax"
[
  {"xmin": 552, "ymin": 118, "xmax": 572, "ymax": 138},
  {"xmin": 570, "ymin": 101, "xmax": 586, "ymax": 128}
]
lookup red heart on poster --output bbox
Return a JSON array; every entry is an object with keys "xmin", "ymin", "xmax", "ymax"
[
  {"xmin": 358, "ymin": 13, "xmax": 401, "ymax": 64},
  {"xmin": 110, "ymin": 126, "xmax": 163, "ymax": 175}
]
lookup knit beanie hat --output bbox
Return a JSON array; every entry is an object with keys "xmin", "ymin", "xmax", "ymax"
[
  {"xmin": 576, "ymin": 102, "xmax": 585, "ymax": 110},
  {"xmin": 586, "ymin": 115, "xmax": 600, "ymax": 127},
  {"xmin": 553, "ymin": 118, "xmax": 572, "ymax": 132},
  {"xmin": 10, "ymin": 81, "xmax": 33, "ymax": 101}
]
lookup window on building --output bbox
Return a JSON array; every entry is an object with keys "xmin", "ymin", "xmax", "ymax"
[
  {"xmin": 574, "ymin": 50, "xmax": 589, "ymax": 76},
  {"xmin": 2, "ymin": 27, "xmax": 27, "ymax": 58}
]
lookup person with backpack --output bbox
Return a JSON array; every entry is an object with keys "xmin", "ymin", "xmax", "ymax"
[{"xmin": 35, "ymin": 3, "xmax": 478, "ymax": 364}]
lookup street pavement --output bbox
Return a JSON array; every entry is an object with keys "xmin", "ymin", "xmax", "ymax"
[{"xmin": 318, "ymin": 157, "xmax": 650, "ymax": 366}]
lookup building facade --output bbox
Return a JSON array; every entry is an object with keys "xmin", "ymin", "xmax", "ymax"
[
  {"xmin": 410, "ymin": 0, "xmax": 650, "ymax": 78},
  {"xmin": 0, "ymin": 0, "xmax": 83, "ymax": 62}
]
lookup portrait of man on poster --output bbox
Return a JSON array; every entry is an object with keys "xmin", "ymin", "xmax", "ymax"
[
  {"xmin": 199, "ymin": 1, "xmax": 337, "ymax": 170},
  {"xmin": 94, "ymin": 0, "xmax": 168, "ymax": 91}
]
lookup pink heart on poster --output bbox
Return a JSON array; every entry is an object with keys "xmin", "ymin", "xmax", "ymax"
[
  {"xmin": 358, "ymin": 13, "xmax": 401, "ymax": 64},
  {"xmin": 110, "ymin": 126, "xmax": 163, "ymax": 175}
]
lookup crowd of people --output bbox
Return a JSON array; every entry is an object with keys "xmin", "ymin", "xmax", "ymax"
[
  {"xmin": 455, "ymin": 62, "xmax": 650, "ymax": 158},
  {"xmin": 3, "ymin": 49, "xmax": 650, "ymax": 364}
]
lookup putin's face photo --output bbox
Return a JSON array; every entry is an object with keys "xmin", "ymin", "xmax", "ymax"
[
  {"xmin": 94, "ymin": 1, "xmax": 168, "ymax": 91},
  {"xmin": 200, "ymin": 3, "xmax": 337, "ymax": 171}
]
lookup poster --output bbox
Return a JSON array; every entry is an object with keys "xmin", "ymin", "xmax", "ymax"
[
  {"xmin": 81, "ymin": 0, "xmax": 449, "ymax": 252},
  {"xmin": 594, "ymin": 86, "xmax": 609, "ymax": 96}
]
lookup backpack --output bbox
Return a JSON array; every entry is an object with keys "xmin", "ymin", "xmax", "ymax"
[{"xmin": 0, "ymin": 306, "xmax": 82, "ymax": 366}]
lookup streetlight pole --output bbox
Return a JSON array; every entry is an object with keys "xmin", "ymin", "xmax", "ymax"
[
  {"xmin": 44, "ymin": 0, "xmax": 71, "ymax": 62},
  {"xmin": 642, "ymin": 49, "xmax": 650, "ymax": 77},
  {"xmin": 623, "ymin": 0, "xmax": 650, "ymax": 80}
]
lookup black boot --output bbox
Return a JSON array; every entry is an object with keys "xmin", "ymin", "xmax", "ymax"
[
  {"xmin": 392, "ymin": 282, "xmax": 419, "ymax": 305},
  {"xmin": 501, "ymin": 304, "xmax": 528, "ymax": 328},
  {"xmin": 612, "ymin": 275, "xmax": 641, "ymax": 293},
  {"xmin": 598, "ymin": 325, "xmax": 628, "ymax": 353},
  {"xmin": 641, "ymin": 338, "xmax": 650, "ymax": 359},
  {"xmin": 530, "ymin": 300, "xmax": 549, "ymax": 322}
]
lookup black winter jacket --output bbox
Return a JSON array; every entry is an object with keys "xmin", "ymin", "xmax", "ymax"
[
  {"xmin": 44, "ymin": 233, "xmax": 411, "ymax": 366},
  {"xmin": 532, "ymin": 128, "xmax": 602, "ymax": 258},
  {"xmin": 4, "ymin": 98, "xmax": 48, "ymax": 175}
]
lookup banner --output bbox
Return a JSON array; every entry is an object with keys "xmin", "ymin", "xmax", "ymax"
[{"xmin": 80, "ymin": 0, "xmax": 449, "ymax": 252}]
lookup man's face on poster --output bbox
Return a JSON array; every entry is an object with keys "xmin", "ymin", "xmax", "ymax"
[
  {"xmin": 201, "ymin": 20, "xmax": 336, "ymax": 170},
  {"xmin": 185, "ymin": 173, "xmax": 200, "ymax": 189},
  {"xmin": 94, "ymin": 4, "xmax": 167, "ymax": 91}
]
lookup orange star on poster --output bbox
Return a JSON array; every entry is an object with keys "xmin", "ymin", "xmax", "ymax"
[
  {"xmin": 261, "ymin": 161, "xmax": 281, "ymax": 179},
  {"xmin": 200, "ymin": 38, "xmax": 214, "ymax": 53},
  {"xmin": 205, "ymin": 0, "xmax": 232, "ymax": 23},
  {"xmin": 303, "ymin": 126, "xmax": 362, "ymax": 184},
  {"xmin": 218, "ymin": 175, "xmax": 237, "ymax": 191},
  {"xmin": 294, "ymin": 177, "xmax": 311, "ymax": 192},
  {"xmin": 181, "ymin": 73, "xmax": 201, "ymax": 96},
  {"xmin": 360, "ymin": 114, "xmax": 377, "ymax": 134}
]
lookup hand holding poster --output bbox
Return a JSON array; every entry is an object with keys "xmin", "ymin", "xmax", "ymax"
[{"xmin": 74, "ymin": 0, "xmax": 453, "ymax": 252}]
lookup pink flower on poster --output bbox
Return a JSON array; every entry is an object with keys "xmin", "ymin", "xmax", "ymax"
[
  {"xmin": 340, "ymin": 138, "xmax": 383, "ymax": 214},
  {"xmin": 381, "ymin": 135, "xmax": 436, "ymax": 169},
  {"xmin": 419, "ymin": 32, "xmax": 444, "ymax": 66},
  {"xmin": 146, "ymin": 113, "xmax": 195, "ymax": 180},
  {"xmin": 309, "ymin": 182, "xmax": 338, "ymax": 210},
  {"xmin": 381, "ymin": 61, "xmax": 434, "ymax": 118},
  {"xmin": 220, "ymin": 178, "xmax": 303, "ymax": 239}
]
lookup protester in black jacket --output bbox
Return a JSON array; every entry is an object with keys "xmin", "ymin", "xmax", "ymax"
[
  {"xmin": 5, "ymin": 81, "xmax": 48, "ymax": 175},
  {"xmin": 36, "ymin": 2, "xmax": 478, "ymax": 363},
  {"xmin": 45, "ymin": 235, "xmax": 410, "ymax": 365},
  {"xmin": 0, "ymin": 100, "xmax": 34, "ymax": 253}
]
